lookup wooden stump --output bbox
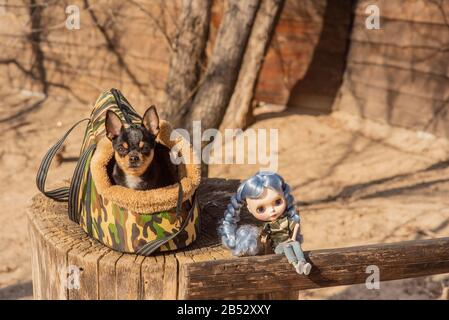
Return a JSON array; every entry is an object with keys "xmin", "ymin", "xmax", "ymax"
[{"xmin": 27, "ymin": 178, "xmax": 298, "ymax": 300}]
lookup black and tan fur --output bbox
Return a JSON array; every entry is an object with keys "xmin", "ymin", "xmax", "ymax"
[{"xmin": 105, "ymin": 106, "xmax": 178, "ymax": 190}]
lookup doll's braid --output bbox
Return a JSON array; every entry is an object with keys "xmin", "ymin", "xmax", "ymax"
[
  {"xmin": 218, "ymin": 184, "xmax": 261, "ymax": 256},
  {"xmin": 219, "ymin": 191, "xmax": 243, "ymax": 249},
  {"xmin": 282, "ymin": 181, "xmax": 300, "ymax": 223}
]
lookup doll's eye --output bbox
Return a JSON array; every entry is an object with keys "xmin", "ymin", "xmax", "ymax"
[
  {"xmin": 257, "ymin": 207, "xmax": 265, "ymax": 213},
  {"xmin": 256, "ymin": 206, "xmax": 265, "ymax": 214},
  {"xmin": 274, "ymin": 198, "xmax": 283, "ymax": 206}
]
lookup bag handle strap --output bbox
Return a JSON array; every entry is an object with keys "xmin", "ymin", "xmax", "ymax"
[
  {"xmin": 36, "ymin": 118, "xmax": 90, "ymax": 202},
  {"xmin": 136, "ymin": 184, "xmax": 195, "ymax": 256},
  {"xmin": 68, "ymin": 144, "xmax": 96, "ymax": 223},
  {"xmin": 110, "ymin": 88, "xmax": 142, "ymax": 124}
]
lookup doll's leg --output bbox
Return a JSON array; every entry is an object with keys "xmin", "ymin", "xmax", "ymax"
[
  {"xmin": 291, "ymin": 241, "xmax": 312, "ymax": 275},
  {"xmin": 291, "ymin": 241, "xmax": 305, "ymax": 261},
  {"xmin": 275, "ymin": 243, "xmax": 303, "ymax": 274},
  {"xmin": 275, "ymin": 243, "xmax": 297, "ymax": 264}
]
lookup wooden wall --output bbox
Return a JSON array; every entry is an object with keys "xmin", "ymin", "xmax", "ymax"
[
  {"xmin": 3, "ymin": 0, "xmax": 446, "ymax": 136},
  {"xmin": 333, "ymin": 0, "xmax": 449, "ymax": 137}
]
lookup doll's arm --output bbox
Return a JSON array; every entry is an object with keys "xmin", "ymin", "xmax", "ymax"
[{"xmin": 291, "ymin": 223, "xmax": 300, "ymax": 242}]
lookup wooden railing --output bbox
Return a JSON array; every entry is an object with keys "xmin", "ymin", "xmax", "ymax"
[{"xmin": 179, "ymin": 237, "xmax": 449, "ymax": 299}]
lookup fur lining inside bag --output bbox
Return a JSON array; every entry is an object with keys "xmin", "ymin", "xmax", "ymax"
[
  {"xmin": 85, "ymin": 118, "xmax": 202, "ymax": 254},
  {"xmin": 90, "ymin": 120, "xmax": 201, "ymax": 213}
]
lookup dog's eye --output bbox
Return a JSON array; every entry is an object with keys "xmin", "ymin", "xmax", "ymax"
[
  {"xmin": 117, "ymin": 146, "xmax": 127, "ymax": 153},
  {"xmin": 139, "ymin": 142, "xmax": 149, "ymax": 151}
]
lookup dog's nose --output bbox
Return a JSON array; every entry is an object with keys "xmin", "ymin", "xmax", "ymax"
[{"xmin": 129, "ymin": 155, "xmax": 139, "ymax": 163}]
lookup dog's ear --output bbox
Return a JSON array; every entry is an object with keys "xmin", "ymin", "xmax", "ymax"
[
  {"xmin": 143, "ymin": 105, "xmax": 160, "ymax": 136},
  {"xmin": 105, "ymin": 110, "xmax": 123, "ymax": 140}
]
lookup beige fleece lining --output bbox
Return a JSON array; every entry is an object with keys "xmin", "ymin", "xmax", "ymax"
[{"xmin": 90, "ymin": 120, "xmax": 201, "ymax": 213}]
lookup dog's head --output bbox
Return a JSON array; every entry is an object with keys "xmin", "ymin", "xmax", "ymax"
[{"xmin": 105, "ymin": 106, "xmax": 160, "ymax": 176}]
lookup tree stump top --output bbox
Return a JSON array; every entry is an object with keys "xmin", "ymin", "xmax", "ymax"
[{"xmin": 28, "ymin": 178, "xmax": 247, "ymax": 300}]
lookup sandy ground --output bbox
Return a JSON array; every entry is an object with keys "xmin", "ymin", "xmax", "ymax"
[{"xmin": 1, "ymin": 90, "xmax": 449, "ymax": 300}]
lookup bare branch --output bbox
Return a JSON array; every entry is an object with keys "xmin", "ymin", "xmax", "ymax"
[
  {"xmin": 83, "ymin": 0, "xmax": 148, "ymax": 97},
  {"xmin": 125, "ymin": 0, "xmax": 174, "ymax": 52}
]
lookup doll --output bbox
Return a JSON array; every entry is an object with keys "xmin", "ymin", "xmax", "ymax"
[{"xmin": 218, "ymin": 171, "xmax": 312, "ymax": 275}]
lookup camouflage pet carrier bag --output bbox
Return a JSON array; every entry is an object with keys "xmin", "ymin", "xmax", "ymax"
[{"xmin": 36, "ymin": 89, "xmax": 201, "ymax": 255}]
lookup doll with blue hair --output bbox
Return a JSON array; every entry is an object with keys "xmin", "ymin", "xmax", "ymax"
[{"xmin": 218, "ymin": 171, "xmax": 312, "ymax": 275}]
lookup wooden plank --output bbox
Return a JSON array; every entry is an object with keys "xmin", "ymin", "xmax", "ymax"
[
  {"xmin": 83, "ymin": 244, "xmax": 111, "ymax": 298},
  {"xmin": 181, "ymin": 237, "xmax": 449, "ymax": 299},
  {"xmin": 335, "ymin": 80, "xmax": 445, "ymax": 132},
  {"xmin": 206, "ymin": 246, "xmax": 231, "ymax": 261},
  {"xmin": 28, "ymin": 221, "xmax": 43, "ymax": 299},
  {"xmin": 141, "ymin": 255, "xmax": 165, "ymax": 300},
  {"xmin": 177, "ymin": 253, "xmax": 196, "ymax": 300},
  {"xmin": 44, "ymin": 223, "xmax": 91, "ymax": 300},
  {"xmin": 98, "ymin": 250, "xmax": 123, "ymax": 300},
  {"xmin": 355, "ymin": 0, "xmax": 449, "ymax": 26},
  {"xmin": 162, "ymin": 255, "xmax": 178, "ymax": 300},
  {"xmin": 67, "ymin": 241, "xmax": 98, "ymax": 300},
  {"xmin": 346, "ymin": 62, "xmax": 448, "ymax": 102},
  {"xmin": 27, "ymin": 198, "xmax": 87, "ymax": 300},
  {"xmin": 348, "ymin": 42, "xmax": 449, "ymax": 78},
  {"xmin": 351, "ymin": 14, "xmax": 449, "ymax": 48},
  {"xmin": 191, "ymin": 247, "xmax": 216, "ymax": 263},
  {"xmin": 115, "ymin": 254, "xmax": 145, "ymax": 300},
  {"xmin": 336, "ymin": 1, "xmax": 449, "ymax": 138},
  {"xmin": 42, "ymin": 230, "xmax": 69, "ymax": 299}
]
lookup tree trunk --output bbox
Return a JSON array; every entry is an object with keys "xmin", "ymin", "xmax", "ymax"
[
  {"xmin": 184, "ymin": 0, "xmax": 261, "ymax": 133},
  {"xmin": 161, "ymin": 0, "xmax": 212, "ymax": 128},
  {"xmin": 220, "ymin": 0, "xmax": 285, "ymax": 131}
]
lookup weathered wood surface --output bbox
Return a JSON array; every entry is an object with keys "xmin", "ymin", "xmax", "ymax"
[
  {"xmin": 334, "ymin": 0, "xmax": 449, "ymax": 137},
  {"xmin": 28, "ymin": 177, "xmax": 273, "ymax": 300},
  {"xmin": 28, "ymin": 177, "xmax": 449, "ymax": 299},
  {"xmin": 180, "ymin": 237, "xmax": 449, "ymax": 299}
]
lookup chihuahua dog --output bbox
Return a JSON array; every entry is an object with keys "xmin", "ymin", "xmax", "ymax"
[{"xmin": 105, "ymin": 106, "xmax": 178, "ymax": 190}]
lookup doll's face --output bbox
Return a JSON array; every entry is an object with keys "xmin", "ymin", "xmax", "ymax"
[{"xmin": 246, "ymin": 187, "xmax": 286, "ymax": 222}]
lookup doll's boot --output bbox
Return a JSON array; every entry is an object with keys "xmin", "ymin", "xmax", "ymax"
[
  {"xmin": 296, "ymin": 260, "xmax": 312, "ymax": 275},
  {"xmin": 293, "ymin": 261, "xmax": 303, "ymax": 274},
  {"xmin": 299, "ymin": 260, "xmax": 312, "ymax": 275}
]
